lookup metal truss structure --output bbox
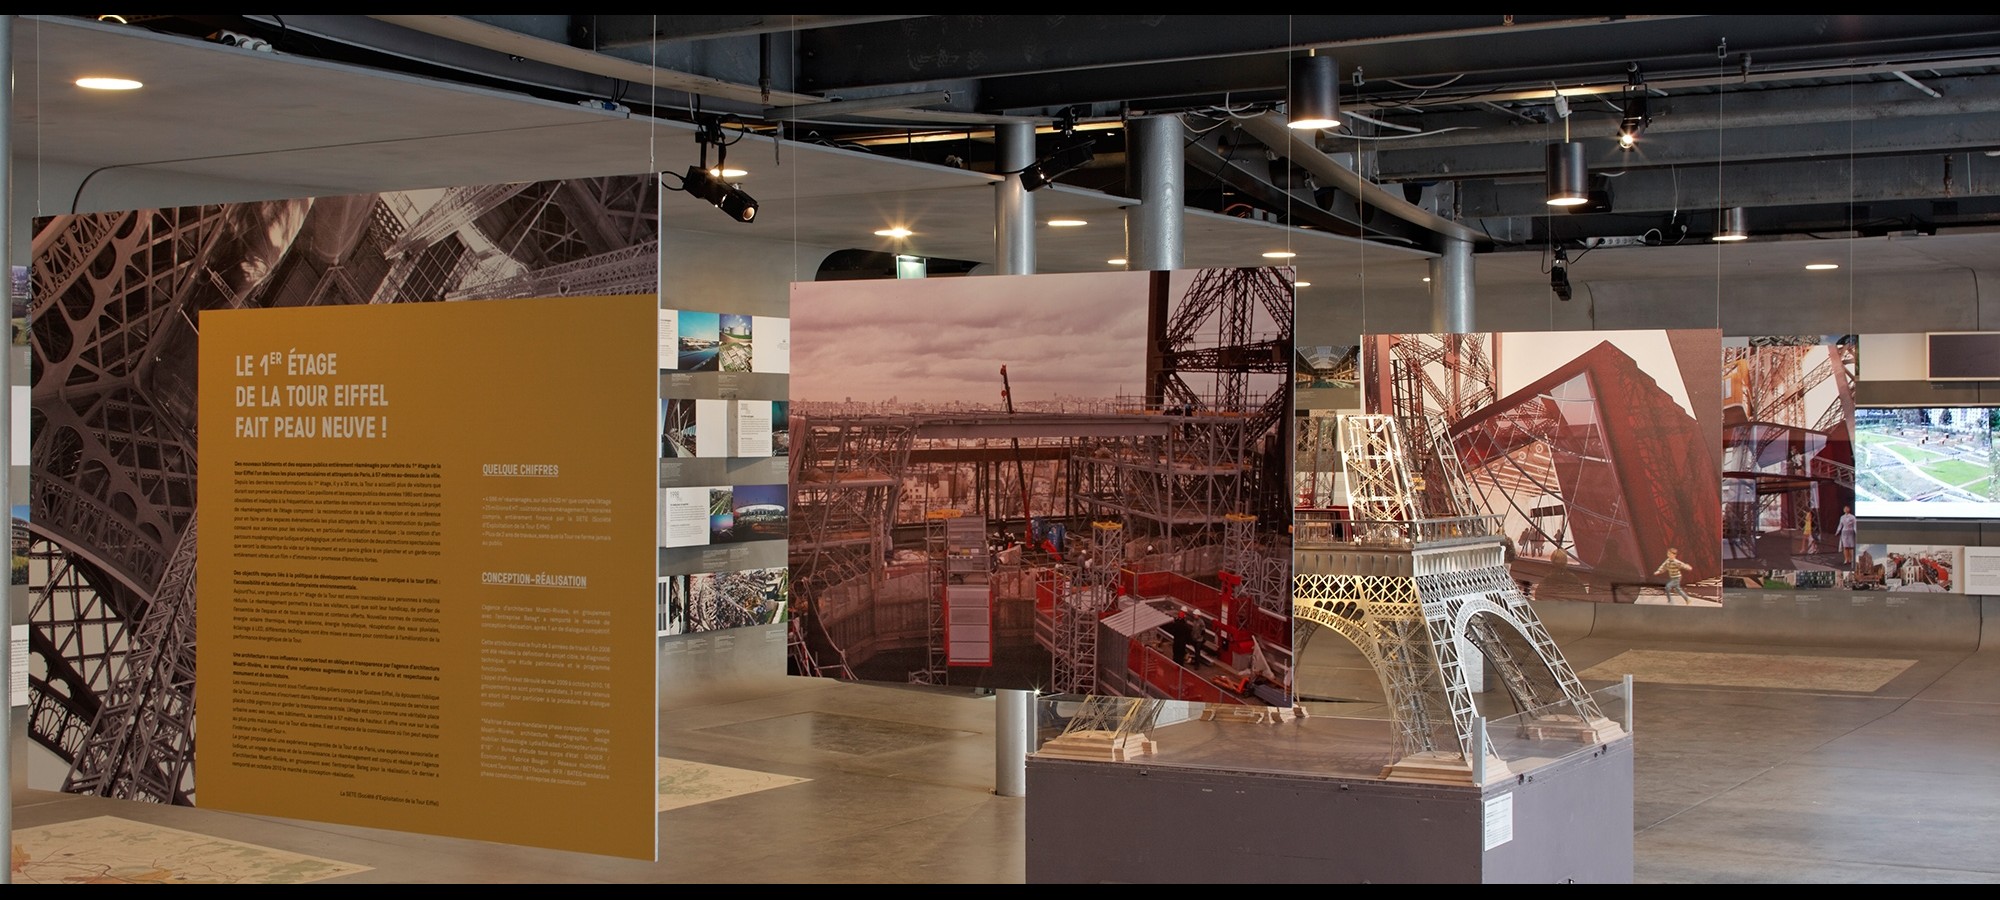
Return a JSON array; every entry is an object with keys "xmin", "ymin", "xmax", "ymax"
[
  {"xmin": 1366, "ymin": 333, "xmax": 1499, "ymax": 427},
  {"xmin": 1035, "ymin": 694, "xmax": 1164, "ymax": 762},
  {"xmin": 1293, "ymin": 414, "xmax": 1614, "ymax": 783},
  {"xmin": 1435, "ymin": 339, "xmax": 1723, "ymax": 589},
  {"xmin": 1146, "ymin": 267, "xmax": 1294, "ymax": 524},
  {"xmin": 1222, "ymin": 512, "xmax": 1286, "ymax": 615},
  {"xmin": 1721, "ymin": 338, "xmax": 1858, "ymax": 562},
  {"xmin": 1070, "ymin": 413, "xmax": 1254, "ymax": 556},
  {"xmin": 26, "ymin": 175, "xmax": 659, "ymax": 804},
  {"xmin": 1151, "ymin": 267, "xmax": 1293, "ymax": 433},
  {"xmin": 1049, "ymin": 521, "xmax": 1123, "ymax": 694},
  {"xmin": 787, "ymin": 415, "xmax": 916, "ymax": 675}
]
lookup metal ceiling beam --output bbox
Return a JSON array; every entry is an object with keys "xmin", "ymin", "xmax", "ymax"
[
  {"xmin": 1458, "ymin": 153, "xmax": 2000, "ymax": 220},
  {"xmin": 1375, "ymin": 113, "xmax": 2000, "ymax": 182},
  {"xmin": 1364, "ymin": 75, "xmax": 2000, "ymax": 153},
  {"xmin": 795, "ymin": 15, "xmax": 1638, "ymax": 90},
  {"xmin": 1185, "ymin": 130, "xmax": 1438, "ymax": 248},
  {"xmin": 1234, "ymin": 113, "xmax": 1486, "ymax": 245},
  {"xmin": 367, "ymin": 14, "xmax": 1035, "ymax": 126},
  {"xmin": 590, "ymin": 15, "xmax": 925, "ymax": 47},
  {"xmin": 963, "ymin": 16, "xmax": 2000, "ymax": 113}
]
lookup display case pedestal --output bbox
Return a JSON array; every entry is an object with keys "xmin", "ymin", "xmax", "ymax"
[{"xmin": 1025, "ymin": 716, "xmax": 1633, "ymax": 884}]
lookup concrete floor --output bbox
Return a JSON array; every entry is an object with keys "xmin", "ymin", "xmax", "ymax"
[{"xmin": 10, "ymin": 627, "xmax": 2000, "ymax": 883}]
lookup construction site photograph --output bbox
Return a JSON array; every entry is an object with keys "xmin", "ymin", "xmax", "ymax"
[
  {"xmin": 788, "ymin": 268, "xmax": 1295, "ymax": 705},
  {"xmin": 1719, "ymin": 336, "xmax": 1857, "ymax": 584},
  {"xmin": 1854, "ymin": 407, "xmax": 2000, "ymax": 515},
  {"xmin": 1363, "ymin": 330, "xmax": 1724, "ymax": 605},
  {"xmin": 25, "ymin": 174, "xmax": 664, "ymax": 806}
]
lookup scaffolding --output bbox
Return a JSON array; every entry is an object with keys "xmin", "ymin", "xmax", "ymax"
[
  {"xmin": 1721, "ymin": 338, "xmax": 1857, "ymax": 564},
  {"xmin": 1051, "ymin": 521, "xmax": 1123, "ymax": 694},
  {"xmin": 787, "ymin": 415, "xmax": 917, "ymax": 674},
  {"xmin": 1070, "ymin": 411, "xmax": 1255, "ymax": 559},
  {"xmin": 911, "ymin": 509, "xmax": 959, "ymax": 684}
]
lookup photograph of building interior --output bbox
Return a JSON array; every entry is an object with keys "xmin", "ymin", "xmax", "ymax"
[{"xmin": 10, "ymin": 13, "xmax": 2000, "ymax": 884}]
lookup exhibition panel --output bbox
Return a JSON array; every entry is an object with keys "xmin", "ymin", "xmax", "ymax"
[
  {"xmin": 23, "ymin": 174, "xmax": 667, "ymax": 858},
  {"xmin": 1362, "ymin": 330, "xmax": 1725, "ymax": 605},
  {"xmin": 656, "ymin": 305, "xmax": 793, "ymax": 637},
  {"xmin": 196, "ymin": 296, "xmax": 658, "ymax": 859},
  {"xmin": 786, "ymin": 268, "xmax": 1293, "ymax": 704},
  {"xmin": 1720, "ymin": 336, "xmax": 1859, "ymax": 592}
]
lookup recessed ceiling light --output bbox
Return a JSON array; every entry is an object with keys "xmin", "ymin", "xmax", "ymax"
[
  {"xmin": 1805, "ymin": 263, "xmax": 1840, "ymax": 270},
  {"xmin": 708, "ymin": 167, "xmax": 748, "ymax": 178},
  {"xmin": 1106, "ymin": 258, "xmax": 1128, "ymax": 266},
  {"xmin": 1262, "ymin": 250, "xmax": 1297, "ymax": 259},
  {"xmin": 1422, "ymin": 276, "xmax": 1432, "ymax": 282},
  {"xmin": 1046, "ymin": 218, "xmax": 1088, "ymax": 227},
  {"xmin": 874, "ymin": 227, "xmax": 913, "ymax": 239},
  {"xmin": 76, "ymin": 76, "xmax": 143, "ymax": 91},
  {"xmin": 1294, "ymin": 281, "xmax": 1311, "ymax": 288}
]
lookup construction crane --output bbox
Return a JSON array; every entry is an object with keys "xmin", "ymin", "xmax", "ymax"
[{"xmin": 1000, "ymin": 365, "xmax": 1059, "ymax": 560}]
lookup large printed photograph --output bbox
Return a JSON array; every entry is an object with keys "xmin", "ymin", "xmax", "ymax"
[
  {"xmin": 788, "ymin": 268, "xmax": 1295, "ymax": 705},
  {"xmin": 1363, "ymin": 330, "xmax": 1724, "ymax": 605},
  {"xmin": 24, "ymin": 175, "xmax": 661, "ymax": 806},
  {"xmin": 1719, "ymin": 336, "xmax": 1859, "ymax": 592}
]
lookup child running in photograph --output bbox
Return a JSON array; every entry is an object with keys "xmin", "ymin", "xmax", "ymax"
[{"xmin": 1654, "ymin": 547, "xmax": 1695, "ymax": 604}]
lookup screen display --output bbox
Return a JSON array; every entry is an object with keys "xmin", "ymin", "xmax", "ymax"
[
  {"xmin": 1855, "ymin": 406, "xmax": 2000, "ymax": 518},
  {"xmin": 1927, "ymin": 332, "xmax": 2000, "ymax": 381}
]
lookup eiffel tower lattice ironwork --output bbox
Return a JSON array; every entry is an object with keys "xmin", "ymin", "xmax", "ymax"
[{"xmin": 1293, "ymin": 414, "xmax": 1621, "ymax": 784}]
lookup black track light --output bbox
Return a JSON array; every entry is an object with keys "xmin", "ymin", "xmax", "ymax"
[
  {"xmin": 1551, "ymin": 245, "xmax": 1574, "ymax": 302},
  {"xmin": 1617, "ymin": 63, "xmax": 1650, "ymax": 150},
  {"xmin": 682, "ymin": 166, "xmax": 758, "ymax": 223},
  {"xmin": 1020, "ymin": 141, "xmax": 1095, "ymax": 192}
]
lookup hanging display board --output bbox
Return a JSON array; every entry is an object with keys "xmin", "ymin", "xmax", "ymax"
[{"xmin": 196, "ymin": 295, "xmax": 658, "ymax": 860}]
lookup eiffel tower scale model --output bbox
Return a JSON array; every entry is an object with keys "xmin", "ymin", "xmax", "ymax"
[{"xmin": 1293, "ymin": 414, "xmax": 1622, "ymax": 785}]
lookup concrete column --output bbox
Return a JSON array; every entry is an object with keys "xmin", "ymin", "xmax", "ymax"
[
  {"xmin": 1, "ymin": 15, "xmax": 14, "ymax": 883},
  {"xmin": 994, "ymin": 688, "xmax": 1033, "ymax": 797},
  {"xmin": 1126, "ymin": 114, "xmax": 1184, "ymax": 272},
  {"xmin": 992, "ymin": 122, "xmax": 1039, "ymax": 796},
  {"xmin": 1429, "ymin": 236, "xmax": 1475, "ymax": 334},
  {"xmin": 1428, "ymin": 236, "xmax": 1483, "ymax": 693},
  {"xmin": 994, "ymin": 121, "xmax": 1036, "ymax": 276}
]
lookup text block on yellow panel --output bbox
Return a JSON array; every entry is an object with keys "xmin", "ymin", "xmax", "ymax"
[{"xmin": 196, "ymin": 295, "xmax": 657, "ymax": 860}]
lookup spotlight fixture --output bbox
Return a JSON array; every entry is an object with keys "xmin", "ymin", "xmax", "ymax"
[
  {"xmin": 1546, "ymin": 142, "xmax": 1589, "ymax": 207},
  {"xmin": 1712, "ymin": 206, "xmax": 1749, "ymax": 242},
  {"xmin": 682, "ymin": 167, "xmax": 758, "ymax": 222},
  {"xmin": 1550, "ymin": 245, "xmax": 1574, "ymax": 302},
  {"xmin": 1020, "ymin": 142, "xmax": 1095, "ymax": 192},
  {"xmin": 678, "ymin": 121, "xmax": 758, "ymax": 223},
  {"xmin": 1617, "ymin": 63, "xmax": 1650, "ymax": 151},
  {"xmin": 1287, "ymin": 52, "xmax": 1341, "ymax": 131},
  {"xmin": 1020, "ymin": 107, "xmax": 1095, "ymax": 192}
]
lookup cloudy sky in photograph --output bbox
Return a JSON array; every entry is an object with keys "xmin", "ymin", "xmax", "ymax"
[{"xmin": 790, "ymin": 271, "xmax": 1151, "ymax": 405}]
